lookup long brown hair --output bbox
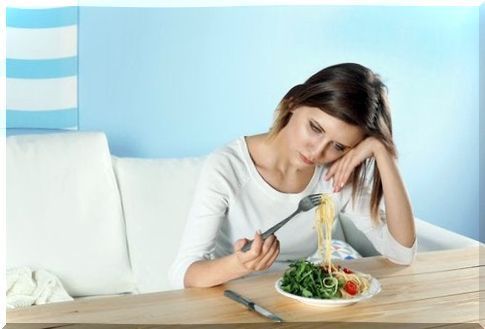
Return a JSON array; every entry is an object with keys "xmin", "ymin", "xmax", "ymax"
[{"xmin": 268, "ymin": 63, "xmax": 396, "ymax": 224}]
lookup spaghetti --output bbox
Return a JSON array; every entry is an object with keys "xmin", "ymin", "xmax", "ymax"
[
  {"xmin": 315, "ymin": 193, "xmax": 335, "ymax": 272},
  {"xmin": 313, "ymin": 193, "xmax": 370, "ymax": 298}
]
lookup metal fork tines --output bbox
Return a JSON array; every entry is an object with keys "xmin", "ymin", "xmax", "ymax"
[{"xmin": 241, "ymin": 193, "xmax": 324, "ymax": 252}]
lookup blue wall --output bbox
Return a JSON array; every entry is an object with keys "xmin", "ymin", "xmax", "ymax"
[
  {"xmin": 480, "ymin": 3, "xmax": 484, "ymax": 244},
  {"xmin": 8, "ymin": 6, "xmax": 479, "ymax": 241},
  {"xmin": 77, "ymin": 6, "xmax": 479, "ymax": 241}
]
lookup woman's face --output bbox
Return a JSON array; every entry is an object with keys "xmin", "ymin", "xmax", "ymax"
[{"xmin": 282, "ymin": 105, "xmax": 364, "ymax": 168}]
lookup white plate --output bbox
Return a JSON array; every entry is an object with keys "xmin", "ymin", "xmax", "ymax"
[{"xmin": 274, "ymin": 274, "xmax": 382, "ymax": 308}]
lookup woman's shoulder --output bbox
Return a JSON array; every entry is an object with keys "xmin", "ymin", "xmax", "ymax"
[
  {"xmin": 207, "ymin": 137, "xmax": 246, "ymax": 165},
  {"xmin": 201, "ymin": 137, "xmax": 251, "ymax": 181}
]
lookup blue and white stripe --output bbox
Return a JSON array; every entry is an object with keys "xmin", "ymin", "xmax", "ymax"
[{"xmin": 6, "ymin": 6, "xmax": 78, "ymax": 129}]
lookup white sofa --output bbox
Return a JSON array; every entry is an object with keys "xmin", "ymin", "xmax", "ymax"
[{"xmin": 6, "ymin": 132, "xmax": 479, "ymax": 298}]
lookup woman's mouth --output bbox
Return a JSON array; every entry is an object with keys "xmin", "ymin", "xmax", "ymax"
[{"xmin": 299, "ymin": 153, "xmax": 315, "ymax": 165}]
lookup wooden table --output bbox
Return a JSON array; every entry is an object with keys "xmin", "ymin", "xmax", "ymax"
[{"xmin": 6, "ymin": 247, "xmax": 483, "ymax": 328}]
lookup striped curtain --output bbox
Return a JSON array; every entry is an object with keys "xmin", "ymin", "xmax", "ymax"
[{"xmin": 6, "ymin": 6, "xmax": 78, "ymax": 129}]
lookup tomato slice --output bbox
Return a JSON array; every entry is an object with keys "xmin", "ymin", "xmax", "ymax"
[{"xmin": 344, "ymin": 281, "xmax": 359, "ymax": 295}]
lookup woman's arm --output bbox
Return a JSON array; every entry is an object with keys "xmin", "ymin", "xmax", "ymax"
[
  {"xmin": 184, "ymin": 232, "xmax": 280, "ymax": 288},
  {"xmin": 372, "ymin": 142, "xmax": 416, "ymax": 247},
  {"xmin": 169, "ymin": 149, "xmax": 280, "ymax": 289},
  {"xmin": 325, "ymin": 137, "xmax": 416, "ymax": 248}
]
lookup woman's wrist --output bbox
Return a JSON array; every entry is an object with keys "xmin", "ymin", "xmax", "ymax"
[
  {"xmin": 231, "ymin": 253, "xmax": 253, "ymax": 277},
  {"xmin": 372, "ymin": 138, "xmax": 391, "ymax": 161}
]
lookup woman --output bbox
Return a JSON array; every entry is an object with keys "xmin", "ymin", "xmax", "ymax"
[{"xmin": 169, "ymin": 63, "xmax": 416, "ymax": 289}]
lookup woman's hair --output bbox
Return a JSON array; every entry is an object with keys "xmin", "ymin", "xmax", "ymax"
[{"xmin": 268, "ymin": 63, "xmax": 396, "ymax": 225}]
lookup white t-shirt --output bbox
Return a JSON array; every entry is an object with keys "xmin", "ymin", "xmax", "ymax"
[{"xmin": 168, "ymin": 137, "xmax": 417, "ymax": 289}]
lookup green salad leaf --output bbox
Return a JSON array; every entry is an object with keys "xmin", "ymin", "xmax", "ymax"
[{"xmin": 280, "ymin": 259, "xmax": 344, "ymax": 299}]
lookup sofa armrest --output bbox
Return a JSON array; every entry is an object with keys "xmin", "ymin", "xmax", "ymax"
[
  {"xmin": 414, "ymin": 218, "xmax": 479, "ymax": 252},
  {"xmin": 339, "ymin": 214, "xmax": 479, "ymax": 257}
]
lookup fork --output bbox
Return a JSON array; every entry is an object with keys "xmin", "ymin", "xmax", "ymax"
[{"xmin": 241, "ymin": 193, "xmax": 324, "ymax": 252}]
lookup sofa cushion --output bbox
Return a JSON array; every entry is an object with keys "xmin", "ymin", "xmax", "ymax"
[
  {"xmin": 7, "ymin": 132, "xmax": 136, "ymax": 297},
  {"xmin": 112, "ymin": 156, "xmax": 205, "ymax": 293},
  {"xmin": 307, "ymin": 239, "xmax": 362, "ymax": 263}
]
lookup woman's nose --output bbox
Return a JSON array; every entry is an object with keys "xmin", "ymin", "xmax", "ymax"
[{"xmin": 309, "ymin": 138, "xmax": 330, "ymax": 160}]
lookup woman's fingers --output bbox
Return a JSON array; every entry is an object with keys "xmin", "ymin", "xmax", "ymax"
[
  {"xmin": 251, "ymin": 230, "xmax": 264, "ymax": 254},
  {"xmin": 343, "ymin": 157, "xmax": 358, "ymax": 188},
  {"xmin": 234, "ymin": 238, "xmax": 249, "ymax": 252},
  {"xmin": 334, "ymin": 137, "xmax": 380, "ymax": 191},
  {"xmin": 239, "ymin": 231, "xmax": 264, "ymax": 263},
  {"xmin": 333, "ymin": 157, "xmax": 346, "ymax": 192},
  {"xmin": 325, "ymin": 160, "xmax": 339, "ymax": 181},
  {"xmin": 236, "ymin": 233, "xmax": 281, "ymax": 272},
  {"xmin": 256, "ymin": 237, "xmax": 280, "ymax": 270},
  {"xmin": 239, "ymin": 234, "xmax": 280, "ymax": 272},
  {"xmin": 254, "ymin": 235, "xmax": 278, "ymax": 270},
  {"xmin": 261, "ymin": 234, "xmax": 275, "ymax": 254},
  {"xmin": 326, "ymin": 151, "xmax": 359, "ymax": 192},
  {"xmin": 265, "ymin": 240, "xmax": 281, "ymax": 268},
  {"xmin": 336, "ymin": 153, "xmax": 354, "ymax": 191}
]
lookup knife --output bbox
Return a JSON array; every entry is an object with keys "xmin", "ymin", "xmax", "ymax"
[{"xmin": 223, "ymin": 289, "xmax": 284, "ymax": 322}]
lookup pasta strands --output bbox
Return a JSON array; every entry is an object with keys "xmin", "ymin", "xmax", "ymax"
[
  {"xmin": 315, "ymin": 194, "xmax": 335, "ymax": 271},
  {"xmin": 314, "ymin": 193, "xmax": 370, "ymax": 297}
]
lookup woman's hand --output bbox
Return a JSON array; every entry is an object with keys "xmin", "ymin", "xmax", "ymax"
[
  {"xmin": 233, "ymin": 231, "xmax": 280, "ymax": 273},
  {"xmin": 324, "ymin": 137, "xmax": 386, "ymax": 192}
]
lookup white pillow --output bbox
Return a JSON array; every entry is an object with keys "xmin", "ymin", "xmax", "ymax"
[
  {"xmin": 112, "ymin": 156, "xmax": 205, "ymax": 293},
  {"xmin": 7, "ymin": 132, "xmax": 136, "ymax": 297}
]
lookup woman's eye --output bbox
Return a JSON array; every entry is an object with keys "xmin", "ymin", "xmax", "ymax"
[
  {"xmin": 309, "ymin": 122, "xmax": 321, "ymax": 133},
  {"xmin": 334, "ymin": 143, "xmax": 345, "ymax": 152}
]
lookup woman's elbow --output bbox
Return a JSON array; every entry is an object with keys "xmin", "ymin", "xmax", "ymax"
[
  {"xmin": 385, "ymin": 250, "xmax": 417, "ymax": 266},
  {"xmin": 183, "ymin": 261, "xmax": 219, "ymax": 288}
]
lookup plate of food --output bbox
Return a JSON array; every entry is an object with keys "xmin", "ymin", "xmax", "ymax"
[
  {"xmin": 274, "ymin": 193, "xmax": 381, "ymax": 307},
  {"xmin": 275, "ymin": 259, "xmax": 381, "ymax": 307}
]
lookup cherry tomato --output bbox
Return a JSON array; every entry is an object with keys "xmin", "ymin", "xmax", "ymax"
[
  {"xmin": 342, "ymin": 267, "xmax": 353, "ymax": 274},
  {"xmin": 344, "ymin": 281, "xmax": 359, "ymax": 295}
]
